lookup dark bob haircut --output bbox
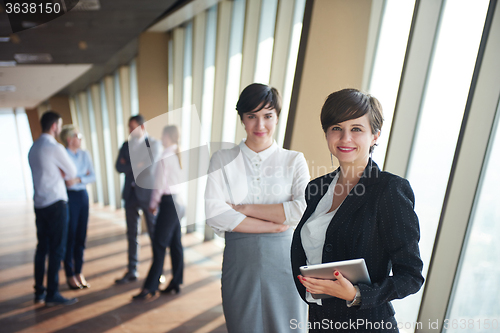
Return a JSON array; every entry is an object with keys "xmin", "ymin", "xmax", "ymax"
[
  {"xmin": 321, "ymin": 88, "xmax": 383, "ymax": 135},
  {"xmin": 236, "ymin": 83, "xmax": 282, "ymax": 120},
  {"xmin": 40, "ymin": 111, "xmax": 62, "ymax": 133}
]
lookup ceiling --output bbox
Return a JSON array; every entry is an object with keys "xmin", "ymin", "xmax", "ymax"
[
  {"xmin": 0, "ymin": 64, "xmax": 92, "ymax": 107},
  {"xmin": 0, "ymin": 0, "xmax": 186, "ymax": 108}
]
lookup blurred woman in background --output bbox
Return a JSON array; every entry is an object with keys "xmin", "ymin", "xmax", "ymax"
[
  {"xmin": 60, "ymin": 125, "xmax": 95, "ymax": 290},
  {"xmin": 133, "ymin": 125, "xmax": 185, "ymax": 299}
]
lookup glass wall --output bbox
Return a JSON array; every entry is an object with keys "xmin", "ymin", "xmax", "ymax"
[
  {"xmin": 254, "ymin": 0, "xmax": 278, "ymax": 84},
  {"xmin": 100, "ymin": 82, "xmax": 116, "ymax": 208},
  {"xmin": 0, "ymin": 108, "xmax": 33, "ymax": 201},
  {"xmin": 276, "ymin": 0, "xmax": 306, "ymax": 147},
  {"xmin": 445, "ymin": 100, "xmax": 500, "ymax": 332},
  {"xmin": 221, "ymin": 0, "xmax": 245, "ymax": 144},
  {"xmin": 397, "ymin": 0, "xmax": 489, "ymax": 329},
  {"xmin": 368, "ymin": 0, "xmax": 415, "ymax": 166}
]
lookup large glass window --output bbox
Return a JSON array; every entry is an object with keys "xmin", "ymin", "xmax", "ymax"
[
  {"xmin": 197, "ymin": 5, "xmax": 218, "ymax": 230},
  {"xmin": 100, "ymin": 82, "xmax": 116, "ymax": 208},
  {"xmin": 130, "ymin": 59, "xmax": 139, "ymax": 116},
  {"xmin": 176, "ymin": 21, "xmax": 193, "ymax": 229},
  {"xmin": 114, "ymin": 71, "xmax": 125, "ymax": 192},
  {"xmin": 276, "ymin": 0, "xmax": 306, "ymax": 147},
  {"xmin": 254, "ymin": 0, "xmax": 278, "ymax": 84},
  {"xmin": 0, "ymin": 108, "xmax": 33, "ymax": 201},
  {"xmin": 368, "ymin": 0, "xmax": 415, "ymax": 166},
  {"xmin": 87, "ymin": 90, "xmax": 104, "ymax": 204},
  {"xmin": 445, "ymin": 100, "xmax": 500, "ymax": 332},
  {"xmin": 221, "ymin": 0, "xmax": 245, "ymax": 144},
  {"xmin": 398, "ymin": 0, "xmax": 489, "ymax": 330}
]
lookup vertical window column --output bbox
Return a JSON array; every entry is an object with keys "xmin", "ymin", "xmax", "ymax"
[
  {"xmin": 182, "ymin": 21, "xmax": 193, "ymax": 231},
  {"xmin": 273, "ymin": 0, "xmax": 306, "ymax": 147},
  {"xmin": 100, "ymin": 81, "xmax": 116, "ymax": 208},
  {"xmin": 222, "ymin": 0, "xmax": 245, "ymax": 144},
  {"xmin": 76, "ymin": 92, "xmax": 98, "ymax": 203},
  {"xmin": 234, "ymin": 0, "xmax": 260, "ymax": 144},
  {"xmin": 201, "ymin": 5, "xmax": 218, "ymax": 240},
  {"xmin": 417, "ymin": 0, "xmax": 500, "ymax": 327},
  {"xmin": 210, "ymin": 1, "xmax": 233, "ymax": 144},
  {"xmin": 189, "ymin": 11, "xmax": 207, "ymax": 234},
  {"xmin": 114, "ymin": 71, "xmax": 126, "ymax": 201},
  {"xmin": 87, "ymin": 88, "xmax": 105, "ymax": 204},
  {"xmin": 119, "ymin": 66, "xmax": 132, "ymax": 141},
  {"xmin": 104, "ymin": 75, "xmax": 122, "ymax": 209},
  {"xmin": 366, "ymin": 0, "xmax": 416, "ymax": 166},
  {"xmin": 130, "ymin": 59, "xmax": 139, "ymax": 117}
]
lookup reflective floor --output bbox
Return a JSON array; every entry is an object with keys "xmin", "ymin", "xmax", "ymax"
[{"xmin": 0, "ymin": 201, "xmax": 227, "ymax": 333}]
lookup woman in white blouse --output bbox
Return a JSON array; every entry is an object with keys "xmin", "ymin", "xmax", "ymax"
[
  {"xmin": 205, "ymin": 83, "xmax": 309, "ymax": 332},
  {"xmin": 133, "ymin": 125, "xmax": 185, "ymax": 299}
]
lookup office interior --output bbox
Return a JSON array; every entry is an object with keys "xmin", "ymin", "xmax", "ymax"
[{"xmin": 0, "ymin": 0, "xmax": 499, "ymax": 332}]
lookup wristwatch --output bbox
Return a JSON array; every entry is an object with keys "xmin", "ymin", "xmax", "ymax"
[{"xmin": 346, "ymin": 285, "xmax": 361, "ymax": 307}]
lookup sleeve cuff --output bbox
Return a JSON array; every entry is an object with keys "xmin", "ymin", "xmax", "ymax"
[
  {"xmin": 282, "ymin": 202, "xmax": 296, "ymax": 227},
  {"xmin": 227, "ymin": 212, "xmax": 247, "ymax": 231},
  {"xmin": 206, "ymin": 211, "xmax": 246, "ymax": 236}
]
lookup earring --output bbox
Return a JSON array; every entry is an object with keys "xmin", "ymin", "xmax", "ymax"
[
  {"xmin": 330, "ymin": 153, "xmax": 334, "ymax": 168},
  {"xmin": 369, "ymin": 146, "xmax": 373, "ymax": 169}
]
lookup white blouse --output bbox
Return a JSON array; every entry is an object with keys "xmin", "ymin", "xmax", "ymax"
[
  {"xmin": 149, "ymin": 144, "xmax": 183, "ymax": 210},
  {"xmin": 205, "ymin": 140, "xmax": 310, "ymax": 237},
  {"xmin": 301, "ymin": 173, "xmax": 339, "ymax": 305}
]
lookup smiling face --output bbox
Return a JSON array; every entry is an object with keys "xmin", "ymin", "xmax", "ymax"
[
  {"xmin": 241, "ymin": 106, "xmax": 278, "ymax": 152},
  {"xmin": 326, "ymin": 114, "xmax": 379, "ymax": 166}
]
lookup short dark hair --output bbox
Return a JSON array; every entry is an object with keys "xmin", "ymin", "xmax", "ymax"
[
  {"xmin": 129, "ymin": 114, "xmax": 145, "ymax": 126},
  {"xmin": 236, "ymin": 83, "xmax": 282, "ymax": 120},
  {"xmin": 321, "ymin": 89, "xmax": 383, "ymax": 153},
  {"xmin": 40, "ymin": 111, "xmax": 62, "ymax": 133},
  {"xmin": 321, "ymin": 88, "xmax": 383, "ymax": 134}
]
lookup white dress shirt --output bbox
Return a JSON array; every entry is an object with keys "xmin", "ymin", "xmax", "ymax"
[
  {"xmin": 301, "ymin": 173, "xmax": 340, "ymax": 304},
  {"xmin": 205, "ymin": 140, "xmax": 310, "ymax": 237},
  {"xmin": 149, "ymin": 144, "xmax": 183, "ymax": 210},
  {"xmin": 28, "ymin": 134, "xmax": 77, "ymax": 208}
]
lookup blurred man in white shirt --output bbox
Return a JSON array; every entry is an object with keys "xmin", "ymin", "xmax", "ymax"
[{"xmin": 28, "ymin": 111, "xmax": 78, "ymax": 307}]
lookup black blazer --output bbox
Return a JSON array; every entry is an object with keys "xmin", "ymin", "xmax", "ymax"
[
  {"xmin": 115, "ymin": 138, "xmax": 162, "ymax": 204},
  {"xmin": 291, "ymin": 160, "xmax": 424, "ymax": 323}
]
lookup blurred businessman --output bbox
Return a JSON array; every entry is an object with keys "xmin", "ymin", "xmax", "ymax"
[
  {"xmin": 115, "ymin": 115, "xmax": 162, "ymax": 284},
  {"xmin": 28, "ymin": 111, "xmax": 78, "ymax": 307}
]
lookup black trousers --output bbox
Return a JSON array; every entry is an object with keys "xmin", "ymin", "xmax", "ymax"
[
  {"xmin": 64, "ymin": 190, "xmax": 89, "ymax": 277},
  {"xmin": 34, "ymin": 200, "xmax": 68, "ymax": 298},
  {"xmin": 124, "ymin": 187, "xmax": 156, "ymax": 275},
  {"xmin": 143, "ymin": 195, "xmax": 184, "ymax": 291}
]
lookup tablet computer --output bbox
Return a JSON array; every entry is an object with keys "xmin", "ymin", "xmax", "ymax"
[{"xmin": 299, "ymin": 258, "xmax": 371, "ymax": 299}]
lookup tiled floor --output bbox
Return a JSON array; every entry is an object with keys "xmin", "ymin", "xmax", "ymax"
[{"xmin": 0, "ymin": 201, "xmax": 228, "ymax": 333}]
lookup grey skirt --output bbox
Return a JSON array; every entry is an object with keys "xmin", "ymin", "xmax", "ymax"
[{"xmin": 222, "ymin": 229, "xmax": 307, "ymax": 333}]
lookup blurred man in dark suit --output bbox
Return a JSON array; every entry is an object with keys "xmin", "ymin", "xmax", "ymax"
[{"xmin": 115, "ymin": 115, "xmax": 162, "ymax": 284}]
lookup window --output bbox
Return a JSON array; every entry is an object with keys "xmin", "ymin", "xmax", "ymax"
[
  {"xmin": 397, "ymin": 0, "xmax": 489, "ymax": 329},
  {"xmin": 445, "ymin": 100, "xmax": 500, "ymax": 332},
  {"xmin": 368, "ymin": 0, "xmax": 415, "ymax": 166},
  {"xmin": 0, "ymin": 108, "xmax": 33, "ymax": 201}
]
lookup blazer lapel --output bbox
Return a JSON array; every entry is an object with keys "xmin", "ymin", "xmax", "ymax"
[
  {"xmin": 324, "ymin": 160, "xmax": 381, "ymax": 241},
  {"xmin": 301, "ymin": 169, "xmax": 339, "ymax": 222}
]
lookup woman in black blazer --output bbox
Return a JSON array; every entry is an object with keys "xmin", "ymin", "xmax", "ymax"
[{"xmin": 291, "ymin": 88, "xmax": 424, "ymax": 332}]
